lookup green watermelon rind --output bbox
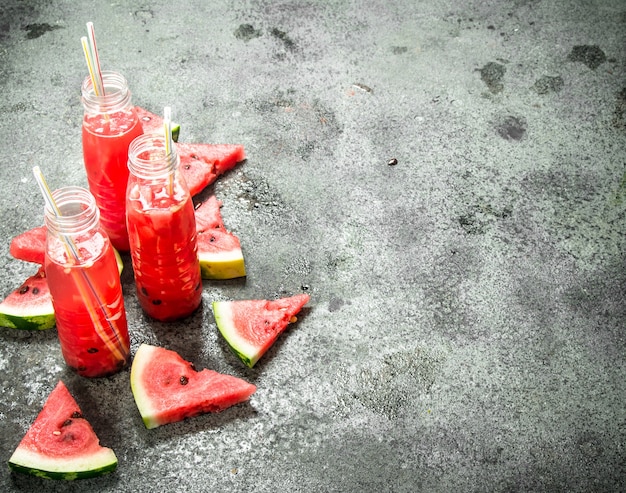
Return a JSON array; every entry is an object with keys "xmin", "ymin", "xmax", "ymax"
[
  {"xmin": 0, "ymin": 270, "xmax": 55, "ymax": 331},
  {"xmin": 8, "ymin": 446, "xmax": 117, "ymax": 480},
  {"xmin": 198, "ymin": 249, "xmax": 246, "ymax": 280},
  {"xmin": 130, "ymin": 344, "xmax": 162, "ymax": 429},
  {"xmin": 0, "ymin": 311, "xmax": 55, "ymax": 331},
  {"xmin": 212, "ymin": 301, "xmax": 259, "ymax": 368},
  {"xmin": 0, "ymin": 248, "xmax": 123, "ymax": 331}
]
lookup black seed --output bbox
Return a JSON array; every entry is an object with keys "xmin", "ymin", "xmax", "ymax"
[
  {"xmin": 87, "ymin": 347, "xmax": 99, "ymax": 353},
  {"xmin": 152, "ymin": 299, "xmax": 162, "ymax": 305},
  {"xmin": 180, "ymin": 376, "xmax": 189, "ymax": 385},
  {"xmin": 62, "ymin": 419, "xmax": 73, "ymax": 427},
  {"xmin": 301, "ymin": 284, "xmax": 310, "ymax": 291},
  {"xmin": 71, "ymin": 411, "xmax": 83, "ymax": 419},
  {"xmin": 32, "ymin": 287, "xmax": 39, "ymax": 295},
  {"xmin": 191, "ymin": 154, "xmax": 199, "ymax": 160},
  {"xmin": 141, "ymin": 287, "xmax": 148, "ymax": 296},
  {"xmin": 210, "ymin": 236, "xmax": 216, "ymax": 242},
  {"xmin": 184, "ymin": 164, "xmax": 191, "ymax": 170},
  {"xmin": 387, "ymin": 158, "xmax": 398, "ymax": 166},
  {"xmin": 19, "ymin": 285, "xmax": 30, "ymax": 295}
]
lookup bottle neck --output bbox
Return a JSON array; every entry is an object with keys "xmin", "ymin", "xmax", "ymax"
[
  {"xmin": 127, "ymin": 134, "xmax": 178, "ymax": 179},
  {"xmin": 44, "ymin": 187, "xmax": 100, "ymax": 237},
  {"xmin": 81, "ymin": 71, "xmax": 132, "ymax": 115}
]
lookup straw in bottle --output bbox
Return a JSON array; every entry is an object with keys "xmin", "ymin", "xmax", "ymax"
[{"xmin": 32, "ymin": 166, "xmax": 128, "ymax": 363}]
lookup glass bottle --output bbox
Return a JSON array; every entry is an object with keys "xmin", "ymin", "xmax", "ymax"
[
  {"xmin": 81, "ymin": 70, "xmax": 144, "ymax": 252},
  {"xmin": 44, "ymin": 186, "xmax": 130, "ymax": 377},
  {"xmin": 126, "ymin": 134, "xmax": 202, "ymax": 321}
]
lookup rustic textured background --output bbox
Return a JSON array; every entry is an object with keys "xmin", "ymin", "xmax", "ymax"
[{"xmin": 0, "ymin": 0, "xmax": 625, "ymax": 491}]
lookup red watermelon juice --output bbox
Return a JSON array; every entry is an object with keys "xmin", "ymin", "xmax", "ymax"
[
  {"xmin": 81, "ymin": 71, "xmax": 143, "ymax": 252},
  {"xmin": 44, "ymin": 187, "xmax": 130, "ymax": 378},
  {"xmin": 126, "ymin": 134, "xmax": 202, "ymax": 321}
]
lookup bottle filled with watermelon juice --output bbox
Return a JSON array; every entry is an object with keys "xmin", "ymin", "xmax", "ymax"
[
  {"xmin": 44, "ymin": 186, "xmax": 130, "ymax": 378},
  {"xmin": 126, "ymin": 134, "xmax": 202, "ymax": 321},
  {"xmin": 81, "ymin": 71, "xmax": 143, "ymax": 252}
]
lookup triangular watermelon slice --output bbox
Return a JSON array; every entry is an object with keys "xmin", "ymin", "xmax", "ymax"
[
  {"xmin": 130, "ymin": 344, "xmax": 257, "ymax": 429},
  {"xmin": 0, "ymin": 267, "xmax": 55, "ymax": 330},
  {"xmin": 10, "ymin": 225, "xmax": 47, "ymax": 265},
  {"xmin": 212, "ymin": 294, "xmax": 310, "ymax": 368},
  {"xmin": 195, "ymin": 195, "xmax": 246, "ymax": 279},
  {"xmin": 8, "ymin": 381, "xmax": 118, "ymax": 480},
  {"xmin": 177, "ymin": 142, "xmax": 246, "ymax": 196},
  {"xmin": 135, "ymin": 106, "xmax": 180, "ymax": 142}
]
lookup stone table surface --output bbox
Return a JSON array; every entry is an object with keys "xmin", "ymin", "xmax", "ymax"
[{"xmin": 0, "ymin": 0, "xmax": 625, "ymax": 492}]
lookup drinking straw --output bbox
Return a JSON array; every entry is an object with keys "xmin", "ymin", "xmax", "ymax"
[
  {"xmin": 163, "ymin": 106, "xmax": 174, "ymax": 194},
  {"xmin": 86, "ymin": 22, "xmax": 104, "ymax": 93},
  {"xmin": 163, "ymin": 106, "xmax": 173, "ymax": 156},
  {"xmin": 80, "ymin": 22, "xmax": 105, "ymax": 97},
  {"xmin": 32, "ymin": 166, "xmax": 128, "ymax": 363}
]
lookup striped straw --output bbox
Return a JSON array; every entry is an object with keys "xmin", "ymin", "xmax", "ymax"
[
  {"xmin": 81, "ymin": 22, "xmax": 105, "ymax": 96},
  {"xmin": 32, "ymin": 166, "xmax": 128, "ymax": 363},
  {"xmin": 163, "ymin": 106, "xmax": 173, "ymax": 156}
]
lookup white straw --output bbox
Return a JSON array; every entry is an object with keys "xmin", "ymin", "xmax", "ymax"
[{"xmin": 163, "ymin": 106, "xmax": 173, "ymax": 156}]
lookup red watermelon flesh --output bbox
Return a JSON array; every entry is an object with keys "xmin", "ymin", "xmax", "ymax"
[
  {"xmin": 194, "ymin": 195, "xmax": 225, "ymax": 231},
  {"xmin": 130, "ymin": 344, "xmax": 257, "ymax": 429},
  {"xmin": 0, "ymin": 266, "xmax": 55, "ymax": 331},
  {"xmin": 10, "ymin": 225, "xmax": 46, "ymax": 265},
  {"xmin": 177, "ymin": 142, "xmax": 246, "ymax": 197},
  {"xmin": 135, "ymin": 106, "xmax": 180, "ymax": 142},
  {"xmin": 194, "ymin": 196, "xmax": 246, "ymax": 279},
  {"xmin": 212, "ymin": 294, "xmax": 310, "ymax": 368},
  {"xmin": 8, "ymin": 381, "xmax": 118, "ymax": 480}
]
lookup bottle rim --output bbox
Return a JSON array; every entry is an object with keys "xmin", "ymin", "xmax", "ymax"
[
  {"xmin": 81, "ymin": 71, "xmax": 131, "ymax": 114},
  {"xmin": 127, "ymin": 133, "xmax": 178, "ymax": 178},
  {"xmin": 44, "ymin": 186, "xmax": 100, "ymax": 235}
]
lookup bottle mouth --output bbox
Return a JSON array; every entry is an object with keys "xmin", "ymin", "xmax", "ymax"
[
  {"xmin": 44, "ymin": 186, "xmax": 99, "ymax": 235},
  {"xmin": 81, "ymin": 71, "xmax": 131, "ymax": 114},
  {"xmin": 127, "ymin": 133, "xmax": 178, "ymax": 178}
]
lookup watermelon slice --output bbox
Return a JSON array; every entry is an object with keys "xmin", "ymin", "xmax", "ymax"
[
  {"xmin": 195, "ymin": 196, "xmax": 246, "ymax": 279},
  {"xmin": 9, "ymin": 225, "xmax": 124, "ymax": 273},
  {"xmin": 0, "ymin": 267, "xmax": 55, "ymax": 330},
  {"xmin": 212, "ymin": 294, "xmax": 310, "ymax": 368},
  {"xmin": 10, "ymin": 225, "xmax": 47, "ymax": 265},
  {"xmin": 135, "ymin": 106, "xmax": 180, "ymax": 142},
  {"xmin": 8, "ymin": 381, "xmax": 118, "ymax": 480},
  {"xmin": 130, "ymin": 343, "xmax": 257, "ymax": 429},
  {"xmin": 177, "ymin": 142, "xmax": 246, "ymax": 196}
]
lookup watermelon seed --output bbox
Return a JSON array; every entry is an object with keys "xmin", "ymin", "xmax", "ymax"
[
  {"xmin": 87, "ymin": 347, "xmax": 99, "ymax": 353},
  {"xmin": 210, "ymin": 236, "xmax": 216, "ymax": 242},
  {"xmin": 388, "ymin": 158, "xmax": 398, "ymax": 166},
  {"xmin": 152, "ymin": 299, "xmax": 162, "ymax": 305},
  {"xmin": 71, "ymin": 411, "xmax": 83, "ymax": 419},
  {"xmin": 32, "ymin": 287, "xmax": 39, "ymax": 295},
  {"xmin": 62, "ymin": 419, "xmax": 73, "ymax": 427},
  {"xmin": 141, "ymin": 287, "xmax": 148, "ymax": 296},
  {"xmin": 19, "ymin": 285, "xmax": 30, "ymax": 295},
  {"xmin": 191, "ymin": 154, "xmax": 199, "ymax": 160},
  {"xmin": 53, "ymin": 430, "xmax": 61, "ymax": 435},
  {"xmin": 180, "ymin": 376, "xmax": 189, "ymax": 385}
]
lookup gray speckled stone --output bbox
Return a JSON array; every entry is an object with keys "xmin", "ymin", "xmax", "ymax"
[{"xmin": 1, "ymin": 0, "xmax": 625, "ymax": 491}]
